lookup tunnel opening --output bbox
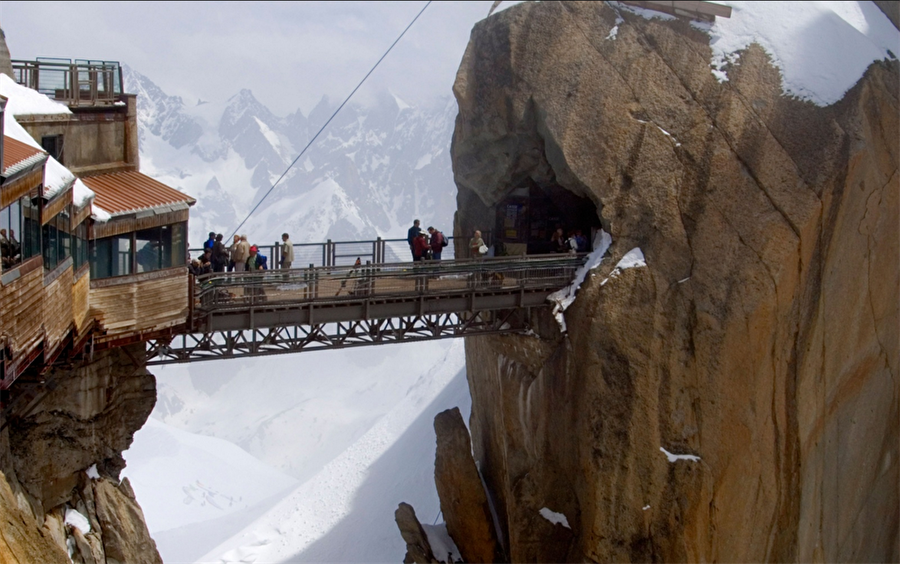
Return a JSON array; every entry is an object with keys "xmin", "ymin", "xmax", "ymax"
[{"xmin": 492, "ymin": 178, "xmax": 603, "ymax": 256}]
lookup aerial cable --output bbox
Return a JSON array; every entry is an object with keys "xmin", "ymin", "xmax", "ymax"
[{"xmin": 229, "ymin": 1, "xmax": 432, "ymax": 239}]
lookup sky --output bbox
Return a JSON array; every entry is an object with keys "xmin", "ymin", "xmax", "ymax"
[{"xmin": 1, "ymin": 1, "xmax": 513, "ymax": 115}]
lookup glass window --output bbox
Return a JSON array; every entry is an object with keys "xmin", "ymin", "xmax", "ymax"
[
  {"xmin": 115, "ymin": 235, "xmax": 132, "ymax": 276},
  {"xmin": 135, "ymin": 227, "xmax": 160, "ymax": 273},
  {"xmin": 22, "ymin": 195, "xmax": 40, "ymax": 260},
  {"xmin": 171, "ymin": 222, "xmax": 186, "ymax": 267},
  {"xmin": 73, "ymin": 221, "xmax": 88, "ymax": 270},
  {"xmin": 90, "ymin": 234, "xmax": 132, "ymax": 279},
  {"xmin": 42, "ymin": 215, "xmax": 59, "ymax": 270}
]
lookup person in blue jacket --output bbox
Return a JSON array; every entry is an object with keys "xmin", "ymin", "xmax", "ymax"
[{"xmin": 246, "ymin": 245, "xmax": 268, "ymax": 270}]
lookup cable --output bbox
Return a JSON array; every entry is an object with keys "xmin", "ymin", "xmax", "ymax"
[{"xmin": 229, "ymin": 1, "xmax": 432, "ymax": 239}]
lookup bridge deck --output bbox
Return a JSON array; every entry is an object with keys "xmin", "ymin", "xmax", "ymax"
[{"xmin": 142, "ymin": 255, "xmax": 584, "ymax": 364}]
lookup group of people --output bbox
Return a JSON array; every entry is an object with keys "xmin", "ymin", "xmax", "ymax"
[
  {"xmin": 406, "ymin": 219, "xmax": 449, "ymax": 262},
  {"xmin": 551, "ymin": 227, "xmax": 588, "ymax": 254},
  {"xmin": 189, "ymin": 232, "xmax": 295, "ymax": 277},
  {"xmin": 0, "ymin": 229, "xmax": 21, "ymax": 270}
]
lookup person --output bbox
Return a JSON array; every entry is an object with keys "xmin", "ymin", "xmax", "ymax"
[
  {"xmin": 188, "ymin": 258, "xmax": 202, "ymax": 277},
  {"xmin": 203, "ymin": 232, "xmax": 216, "ymax": 253},
  {"xmin": 280, "ymin": 232, "xmax": 294, "ymax": 269},
  {"xmin": 566, "ymin": 231, "xmax": 578, "ymax": 255},
  {"xmin": 246, "ymin": 245, "xmax": 268, "ymax": 271},
  {"xmin": 198, "ymin": 250, "xmax": 213, "ymax": 275},
  {"xmin": 212, "ymin": 234, "xmax": 228, "ymax": 272},
  {"xmin": 407, "ymin": 219, "xmax": 421, "ymax": 261},
  {"xmin": 427, "ymin": 226, "xmax": 446, "ymax": 261},
  {"xmin": 232, "ymin": 234, "xmax": 250, "ymax": 272},
  {"xmin": 228, "ymin": 234, "xmax": 241, "ymax": 272},
  {"xmin": 551, "ymin": 227, "xmax": 568, "ymax": 253},
  {"xmin": 574, "ymin": 229, "xmax": 587, "ymax": 252},
  {"xmin": 413, "ymin": 231, "xmax": 430, "ymax": 261},
  {"xmin": 469, "ymin": 230, "xmax": 486, "ymax": 258}
]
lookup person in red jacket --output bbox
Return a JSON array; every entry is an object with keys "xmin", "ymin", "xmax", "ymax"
[
  {"xmin": 413, "ymin": 232, "xmax": 430, "ymax": 261},
  {"xmin": 427, "ymin": 226, "xmax": 446, "ymax": 261}
]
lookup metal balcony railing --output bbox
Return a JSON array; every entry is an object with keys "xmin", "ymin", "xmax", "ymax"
[{"xmin": 11, "ymin": 58, "xmax": 124, "ymax": 107}]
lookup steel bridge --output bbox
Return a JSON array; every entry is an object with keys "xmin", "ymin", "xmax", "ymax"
[{"xmin": 137, "ymin": 255, "xmax": 584, "ymax": 365}]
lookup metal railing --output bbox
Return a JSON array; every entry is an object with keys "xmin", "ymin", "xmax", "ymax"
[
  {"xmin": 190, "ymin": 231, "xmax": 494, "ymax": 268},
  {"xmin": 11, "ymin": 59, "xmax": 123, "ymax": 107},
  {"xmin": 193, "ymin": 253, "xmax": 584, "ymax": 312}
]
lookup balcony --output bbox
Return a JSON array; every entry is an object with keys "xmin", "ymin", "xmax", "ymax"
[{"xmin": 11, "ymin": 58, "xmax": 124, "ymax": 107}]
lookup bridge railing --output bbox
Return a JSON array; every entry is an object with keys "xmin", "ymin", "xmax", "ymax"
[
  {"xmin": 189, "ymin": 231, "xmax": 493, "ymax": 267},
  {"xmin": 192, "ymin": 254, "xmax": 584, "ymax": 311}
]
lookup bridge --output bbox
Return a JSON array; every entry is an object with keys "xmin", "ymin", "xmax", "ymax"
[{"xmin": 121, "ymin": 254, "xmax": 584, "ymax": 365}]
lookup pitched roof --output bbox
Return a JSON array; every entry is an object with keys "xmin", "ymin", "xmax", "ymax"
[
  {"xmin": 3, "ymin": 135, "xmax": 46, "ymax": 177},
  {"xmin": 80, "ymin": 170, "xmax": 196, "ymax": 217}
]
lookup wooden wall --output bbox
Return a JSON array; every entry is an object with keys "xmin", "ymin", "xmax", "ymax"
[
  {"xmin": 89, "ymin": 267, "xmax": 189, "ymax": 341},
  {"xmin": 0, "ymin": 260, "xmax": 44, "ymax": 358},
  {"xmin": 72, "ymin": 269, "xmax": 90, "ymax": 334},
  {"xmin": 42, "ymin": 264, "xmax": 74, "ymax": 357}
]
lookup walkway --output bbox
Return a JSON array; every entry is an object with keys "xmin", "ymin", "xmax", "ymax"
[{"xmin": 144, "ymin": 254, "xmax": 584, "ymax": 364}]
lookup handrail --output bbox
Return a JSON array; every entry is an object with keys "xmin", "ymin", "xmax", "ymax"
[
  {"xmin": 192, "ymin": 254, "xmax": 586, "ymax": 312},
  {"xmin": 10, "ymin": 59, "xmax": 124, "ymax": 107}
]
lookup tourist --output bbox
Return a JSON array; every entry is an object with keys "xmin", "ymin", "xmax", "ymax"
[
  {"xmin": 407, "ymin": 219, "xmax": 422, "ymax": 261},
  {"xmin": 246, "ymin": 245, "xmax": 268, "ymax": 271},
  {"xmin": 198, "ymin": 250, "xmax": 213, "ymax": 275},
  {"xmin": 203, "ymin": 232, "xmax": 216, "ymax": 253},
  {"xmin": 212, "ymin": 234, "xmax": 228, "ymax": 272},
  {"xmin": 551, "ymin": 227, "xmax": 568, "ymax": 253},
  {"xmin": 413, "ymin": 231, "xmax": 430, "ymax": 261},
  {"xmin": 469, "ymin": 230, "xmax": 486, "ymax": 258},
  {"xmin": 232, "ymin": 234, "xmax": 250, "ymax": 273},
  {"xmin": 228, "ymin": 234, "xmax": 241, "ymax": 272},
  {"xmin": 427, "ymin": 226, "xmax": 446, "ymax": 261},
  {"xmin": 280, "ymin": 233, "xmax": 294, "ymax": 269}
]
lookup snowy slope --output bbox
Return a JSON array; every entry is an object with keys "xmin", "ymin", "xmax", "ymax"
[{"xmin": 197, "ymin": 340, "xmax": 469, "ymax": 563}]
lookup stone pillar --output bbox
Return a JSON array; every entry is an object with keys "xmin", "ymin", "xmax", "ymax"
[{"xmin": 123, "ymin": 93, "xmax": 140, "ymax": 171}]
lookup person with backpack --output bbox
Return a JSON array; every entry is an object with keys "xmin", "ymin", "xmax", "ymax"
[{"xmin": 427, "ymin": 226, "xmax": 447, "ymax": 261}]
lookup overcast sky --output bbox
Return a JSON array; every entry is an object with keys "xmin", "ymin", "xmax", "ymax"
[{"xmin": 1, "ymin": 1, "xmax": 511, "ymax": 115}]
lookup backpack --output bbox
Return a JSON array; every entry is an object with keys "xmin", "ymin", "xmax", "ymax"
[{"xmin": 439, "ymin": 232, "xmax": 448, "ymax": 247}]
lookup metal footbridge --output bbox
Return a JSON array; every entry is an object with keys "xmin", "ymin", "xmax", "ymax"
[{"xmin": 141, "ymin": 254, "xmax": 584, "ymax": 365}]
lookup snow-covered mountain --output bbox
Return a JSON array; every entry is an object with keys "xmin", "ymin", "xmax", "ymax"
[{"xmin": 124, "ymin": 66, "xmax": 458, "ymax": 247}]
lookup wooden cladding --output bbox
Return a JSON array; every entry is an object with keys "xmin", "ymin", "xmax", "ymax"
[
  {"xmin": 93, "ymin": 208, "xmax": 190, "ymax": 239},
  {"xmin": 90, "ymin": 267, "xmax": 189, "ymax": 341},
  {"xmin": 72, "ymin": 201, "xmax": 93, "ymax": 228},
  {"xmin": 73, "ymin": 266, "xmax": 90, "ymax": 333},
  {"xmin": 42, "ymin": 187, "xmax": 73, "ymax": 224},
  {"xmin": 42, "ymin": 263, "xmax": 74, "ymax": 357},
  {"xmin": 1, "ymin": 168, "xmax": 42, "ymax": 208},
  {"xmin": 0, "ymin": 263, "xmax": 43, "ymax": 358}
]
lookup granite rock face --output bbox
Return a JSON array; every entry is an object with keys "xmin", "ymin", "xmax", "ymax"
[
  {"xmin": 433, "ymin": 407, "xmax": 504, "ymax": 563},
  {"xmin": 0, "ymin": 345, "xmax": 161, "ymax": 562},
  {"xmin": 450, "ymin": 2, "xmax": 898, "ymax": 562}
]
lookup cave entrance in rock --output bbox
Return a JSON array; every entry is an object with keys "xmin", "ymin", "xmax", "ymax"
[{"xmin": 493, "ymin": 179, "xmax": 602, "ymax": 256}]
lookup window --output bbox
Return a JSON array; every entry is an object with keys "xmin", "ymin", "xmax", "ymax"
[
  {"xmin": 91, "ymin": 234, "xmax": 132, "ymax": 279},
  {"xmin": 42, "ymin": 205, "xmax": 71, "ymax": 271},
  {"xmin": 90, "ymin": 222, "xmax": 188, "ymax": 279},
  {"xmin": 0, "ymin": 190, "xmax": 41, "ymax": 272},
  {"xmin": 41, "ymin": 135, "xmax": 64, "ymax": 163},
  {"xmin": 73, "ymin": 220, "xmax": 89, "ymax": 270}
]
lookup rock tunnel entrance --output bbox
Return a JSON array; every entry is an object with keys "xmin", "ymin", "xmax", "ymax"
[{"xmin": 492, "ymin": 179, "xmax": 602, "ymax": 256}]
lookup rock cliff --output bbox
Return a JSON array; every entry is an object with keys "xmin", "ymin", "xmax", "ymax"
[
  {"xmin": 0, "ymin": 345, "xmax": 162, "ymax": 563},
  {"xmin": 443, "ymin": 2, "xmax": 898, "ymax": 562}
]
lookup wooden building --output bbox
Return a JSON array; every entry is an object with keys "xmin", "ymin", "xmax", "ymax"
[
  {"xmin": 82, "ymin": 171, "xmax": 195, "ymax": 346},
  {"xmin": 0, "ymin": 59, "xmax": 196, "ymax": 390}
]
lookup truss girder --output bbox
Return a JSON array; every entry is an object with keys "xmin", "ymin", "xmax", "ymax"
[{"xmin": 145, "ymin": 308, "xmax": 526, "ymax": 365}]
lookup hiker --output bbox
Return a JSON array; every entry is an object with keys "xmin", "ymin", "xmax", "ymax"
[
  {"xmin": 413, "ymin": 231, "xmax": 430, "ymax": 261},
  {"xmin": 232, "ymin": 234, "xmax": 250, "ymax": 272},
  {"xmin": 407, "ymin": 219, "xmax": 422, "ymax": 261},
  {"xmin": 212, "ymin": 234, "xmax": 229, "ymax": 272},
  {"xmin": 227, "ymin": 234, "xmax": 241, "ymax": 271},
  {"xmin": 427, "ymin": 226, "xmax": 447, "ymax": 261},
  {"xmin": 469, "ymin": 230, "xmax": 486, "ymax": 258},
  {"xmin": 246, "ymin": 245, "xmax": 268, "ymax": 271},
  {"xmin": 280, "ymin": 233, "xmax": 294, "ymax": 269},
  {"xmin": 203, "ymin": 232, "xmax": 216, "ymax": 253}
]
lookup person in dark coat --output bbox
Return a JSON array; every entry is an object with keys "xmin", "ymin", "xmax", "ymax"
[
  {"xmin": 413, "ymin": 231, "xmax": 430, "ymax": 261},
  {"xmin": 407, "ymin": 219, "xmax": 421, "ymax": 261},
  {"xmin": 203, "ymin": 232, "xmax": 216, "ymax": 253},
  {"xmin": 212, "ymin": 234, "xmax": 229, "ymax": 272},
  {"xmin": 427, "ymin": 226, "xmax": 445, "ymax": 261}
]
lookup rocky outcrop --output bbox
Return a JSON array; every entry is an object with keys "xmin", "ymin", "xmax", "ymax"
[
  {"xmin": 433, "ymin": 407, "xmax": 504, "ymax": 563},
  {"xmin": 448, "ymin": 2, "xmax": 898, "ymax": 562},
  {"xmin": 395, "ymin": 502, "xmax": 439, "ymax": 564},
  {"xmin": 0, "ymin": 345, "xmax": 161, "ymax": 562}
]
